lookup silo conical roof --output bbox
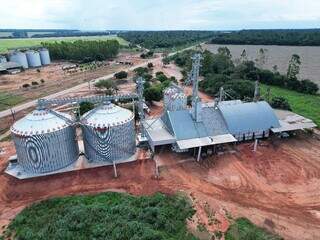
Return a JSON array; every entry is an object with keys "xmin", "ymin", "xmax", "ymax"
[
  {"xmin": 11, "ymin": 109, "xmax": 73, "ymax": 136},
  {"xmin": 81, "ymin": 103, "xmax": 134, "ymax": 128}
]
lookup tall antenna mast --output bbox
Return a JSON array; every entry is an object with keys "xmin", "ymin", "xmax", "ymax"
[
  {"xmin": 136, "ymin": 77, "xmax": 146, "ymax": 138},
  {"xmin": 190, "ymin": 53, "xmax": 203, "ymax": 122}
]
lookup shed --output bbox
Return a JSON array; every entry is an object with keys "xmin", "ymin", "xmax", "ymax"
[
  {"xmin": 219, "ymin": 101, "xmax": 280, "ymax": 140},
  {"xmin": 0, "ymin": 62, "xmax": 23, "ymax": 74}
]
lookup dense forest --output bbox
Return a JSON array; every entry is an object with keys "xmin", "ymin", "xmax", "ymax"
[
  {"xmin": 42, "ymin": 40, "xmax": 120, "ymax": 62},
  {"xmin": 119, "ymin": 31, "xmax": 216, "ymax": 49},
  {"xmin": 210, "ymin": 29, "xmax": 320, "ymax": 46}
]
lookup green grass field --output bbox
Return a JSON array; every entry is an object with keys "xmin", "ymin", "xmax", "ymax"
[
  {"xmin": 225, "ymin": 218, "xmax": 282, "ymax": 240},
  {"xmin": 0, "ymin": 35, "xmax": 128, "ymax": 53},
  {"xmin": 261, "ymin": 84, "xmax": 320, "ymax": 126},
  {"xmin": 0, "ymin": 92, "xmax": 25, "ymax": 111}
]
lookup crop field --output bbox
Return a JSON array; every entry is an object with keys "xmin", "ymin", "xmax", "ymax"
[
  {"xmin": 261, "ymin": 84, "xmax": 320, "ymax": 126},
  {"xmin": 0, "ymin": 35, "xmax": 128, "ymax": 53}
]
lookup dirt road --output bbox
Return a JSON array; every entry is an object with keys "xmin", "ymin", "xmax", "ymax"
[
  {"xmin": 0, "ymin": 61, "xmax": 149, "ymax": 119},
  {"xmin": 0, "ymin": 44, "xmax": 199, "ymax": 119},
  {"xmin": 0, "ymin": 133, "xmax": 320, "ymax": 239}
]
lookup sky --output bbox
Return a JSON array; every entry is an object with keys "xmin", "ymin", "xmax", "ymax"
[{"xmin": 0, "ymin": 0, "xmax": 319, "ymax": 30}]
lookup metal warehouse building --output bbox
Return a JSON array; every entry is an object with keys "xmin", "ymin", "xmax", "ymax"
[{"xmin": 143, "ymin": 53, "xmax": 316, "ymax": 159}]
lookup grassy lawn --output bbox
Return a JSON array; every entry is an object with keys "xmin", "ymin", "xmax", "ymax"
[
  {"xmin": 225, "ymin": 218, "xmax": 282, "ymax": 240},
  {"xmin": 0, "ymin": 92, "xmax": 25, "ymax": 111},
  {"xmin": 261, "ymin": 84, "xmax": 320, "ymax": 126},
  {"xmin": 0, "ymin": 35, "xmax": 128, "ymax": 53},
  {"xmin": 3, "ymin": 192, "xmax": 197, "ymax": 240}
]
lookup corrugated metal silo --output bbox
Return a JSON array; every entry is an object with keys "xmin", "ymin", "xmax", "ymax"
[
  {"xmin": 26, "ymin": 50, "xmax": 42, "ymax": 67},
  {"xmin": 39, "ymin": 48, "xmax": 51, "ymax": 65},
  {"xmin": 9, "ymin": 51, "xmax": 28, "ymax": 69},
  {"xmin": 81, "ymin": 103, "xmax": 136, "ymax": 163},
  {"xmin": 163, "ymin": 86, "xmax": 187, "ymax": 111},
  {"xmin": 0, "ymin": 55, "xmax": 7, "ymax": 63},
  {"xmin": 11, "ymin": 109, "xmax": 79, "ymax": 174}
]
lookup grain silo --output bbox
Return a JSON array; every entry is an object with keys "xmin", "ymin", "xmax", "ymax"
[
  {"xmin": 39, "ymin": 48, "xmax": 51, "ymax": 65},
  {"xmin": 81, "ymin": 102, "xmax": 136, "ymax": 163},
  {"xmin": 0, "ymin": 55, "xmax": 7, "ymax": 63},
  {"xmin": 11, "ymin": 109, "xmax": 79, "ymax": 174},
  {"xmin": 26, "ymin": 50, "xmax": 42, "ymax": 67},
  {"xmin": 9, "ymin": 51, "xmax": 28, "ymax": 69},
  {"xmin": 163, "ymin": 86, "xmax": 187, "ymax": 111}
]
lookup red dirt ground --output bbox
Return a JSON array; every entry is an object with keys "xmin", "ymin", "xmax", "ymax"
[{"xmin": 0, "ymin": 132, "xmax": 320, "ymax": 239}]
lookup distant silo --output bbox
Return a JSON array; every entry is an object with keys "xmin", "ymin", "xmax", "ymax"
[
  {"xmin": 81, "ymin": 103, "xmax": 136, "ymax": 163},
  {"xmin": 39, "ymin": 48, "xmax": 51, "ymax": 65},
  {"xmin": 9, "ymin": 51, "xmax": 28, "ymax": 69},
  {"xmin": 0, "ymin": 55, "xmax": 7, "ymax": 63},
  {"xmin": 26, "ymin": 50, "xmax": 42, "ymax": 67},
  {"xmin": 163, "ymin": 86, "xmax": 187, "ymax": 111},
  {"xmin": 11, "ymin": 109, "xmax": 79, "ymax": 174}
]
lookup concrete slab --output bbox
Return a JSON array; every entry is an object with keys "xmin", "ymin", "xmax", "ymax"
[{"xmin": 5, "ymin": 152, "xmax": 138, "ymax": 180}]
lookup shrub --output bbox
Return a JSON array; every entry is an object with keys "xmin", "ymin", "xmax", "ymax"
[
  {"xmin": 156, "ymin": 71, "xmax": 164, "ymax": 77},
  {"xmin": 114, "ymin": 71, "xmax": 128, "ymax": 79},
  {"xmin": 40, "ymin": 79, "xmax": 45, "ymax": 84},
  {"xmin": 79, "ymin": 101, "xmax": 94, "ymax": 116},
  {"xmin": 162, "ymin": 57, "xmax": 170, "ymax": 65},
  {"xmin": 225, "ymin": 218, "xmax": 282, "ymax": 240},
  {"xmin": 270, "ymin": 97, "xmax": 291, "ymax": 110},
  {"xmin": 31, "ymin": 81, "xmax": 39, "ymax": 86},
  {"xmin": 300, "ymin": 79, "xmax": 319, "ymax": 94},
  {"xmin": 156, "ymin": 74, "xmax": 168, "ymax": 83},
  {"xmin": 5, "ymin": 192, "xmax": 196, "ymax": 240},
  {"xmin": 147, "ymin": 62, "xmax": 154, "ymax": 68},
  {"xmin": 22, "ymin": 83, "xmax": 30, "ymax": 88},
  {"xmin": 94, "ymin": 79, "xmax": 117, "ymax": 94},
  {"xmin": 134, "ymin": 67, "xmax": 149, "ymax": 76},
  {"xmin": 144, "ymin": 85, "xmax": 162, "ymax": 102}
]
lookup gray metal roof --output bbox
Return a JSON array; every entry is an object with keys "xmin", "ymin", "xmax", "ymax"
[
  {"xmin": 219, "ymin": 101, "xmax": 280, "ymax": 134},
  {"xmin": 161, "ymin": 106, "xmax": 229, "ymax": 141}
]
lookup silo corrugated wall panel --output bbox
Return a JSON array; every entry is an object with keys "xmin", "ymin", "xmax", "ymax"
[
  {"xmin": 12, "ymin": 127, "xmax": 79, "ymax": 173},
  {"xmin": 82, "ymin": 120, "xmax": 136, "ymax": 163}
]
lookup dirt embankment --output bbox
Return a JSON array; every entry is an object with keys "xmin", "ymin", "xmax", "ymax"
[{"xmin": 0, "ymin": 133, "xmax": 320, "ymax": 239}]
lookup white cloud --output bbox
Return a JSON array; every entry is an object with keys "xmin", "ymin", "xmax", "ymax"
[{"xmin": 0, "ymin": 0, "xmax": 319, "ymax": 30}]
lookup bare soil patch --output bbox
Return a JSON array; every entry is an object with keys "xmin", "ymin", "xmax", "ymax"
[{"xmin": 0, "ymin": 133, "xmax": 319, "ymax": 239}]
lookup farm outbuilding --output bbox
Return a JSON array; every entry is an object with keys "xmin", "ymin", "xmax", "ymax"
[
  {"xmin": 0, "ymin": 61, "xmax": 23, "ymax": 74},
  {"xmin": 219, "ymin": 101, "xmax": 280, "ymax": 140},
  {"xmin": 143, "ymin": 53, "xmax": 316, "ymax": 158}
]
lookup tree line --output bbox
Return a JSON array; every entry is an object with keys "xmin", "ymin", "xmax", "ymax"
[
  {"xmin": 169, "ymin": 47, "xmax": 318, "ymax": 103},
  {"xmin": 210, "ymin": 29, "xmax": 320, "ymax": 46},
  {"xmin": 119, "ymin": 31, "xmax": 216, "ymax": 49},
  {"xmin": 42, "ymin": 40, "xmax": 120, "ymax": 62}
]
